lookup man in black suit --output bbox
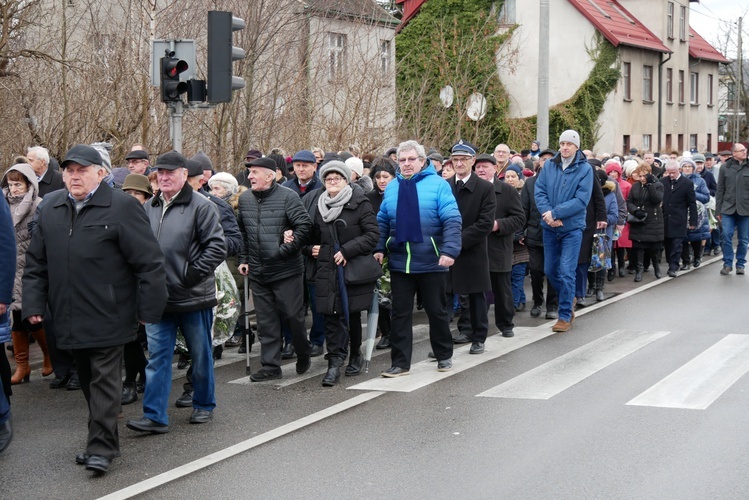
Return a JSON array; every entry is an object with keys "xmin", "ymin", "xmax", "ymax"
[
  {"xmin": 447, "ymin": 141, "xmax": 496, "ymax": 355},
  {"xmin": 27, "ymin": 146, "xmax": 65, "ymax": 198},
  {"xmin": 660, "ymin": 159, "xmax": 697, "ymax": 277},
  {"xmin": 475, "ymin": 153, "xmax": 526, "ymax": 337}
]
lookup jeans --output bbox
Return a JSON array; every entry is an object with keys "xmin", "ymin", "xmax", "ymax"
[
  {"xmin": 574, "ymin": 262, "xmax": 589, "ymax": 299},
  {"xmin": 511, "ymin": 263, "xmax": 527, "ymax": 306},
  {"xmin": 543, "ymin": 229, "xmax": 583, "ymax": 322},
  {"xmin": 0, "ymin": 349, "xmax": 9, "ymax": 425},
  {"xmin": 720, "ymin": 213, "xmax": 749, "ymax": 269},
  {"xmin": 144, "ymin": 308, "xmax": 215, "ymax": 425}
]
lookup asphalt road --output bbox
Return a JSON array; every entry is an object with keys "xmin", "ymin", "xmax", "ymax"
[{"xmin": 3, "ymin": 255, "xmax": 748, "ymax": 499}]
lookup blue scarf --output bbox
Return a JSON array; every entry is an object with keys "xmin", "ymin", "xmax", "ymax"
[{"xmin": 394, "ymin": 175, "xmax": 423, "ymax": 243}]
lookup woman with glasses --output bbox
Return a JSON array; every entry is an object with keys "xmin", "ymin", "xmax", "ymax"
[{"xmin": 305, "ymin": 161, "xmax": 379, "ymax": 386}]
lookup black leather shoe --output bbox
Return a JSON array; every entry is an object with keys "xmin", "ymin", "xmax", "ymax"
[
  {"xmin": 515, "ymin": 302, "xmax": 526, "ymax": 312},
  {"xmin": 126, "ymin": 417, "xmax": 169, "ymax": 434},
  {"xmin": 310, "ymin": 344, "xmax": 325, "ymax": 357},
  {"xmin": 281, "ymin": 343, "xmax": 296, "ymax": 360},
  {"xmin": 345, "ymin": 352, "xmax": 363, "ymax": 376},
  {"xmin": 737, "ymin": 267, "xmax": 745, "ymax": 275},
  {"xmin": 213, "ymin": 345, "xmax": 223, "ymax": 360},
  {"xmin": 49, "ymin": 374, "xmax": 71, "ymax": 389},
  {"xmin": 693, "ymin": 259, "xmax": 701, "ymax": 268},
  {"xmin": 75, "ymin": 452, "xmax": 89, "ymax": 465},
  {"xmin": 427, "ymin": 351, "xmax": 436, "ymax": 359},
  {"xmin": 189, "ymin": 409, "xmax": 213, "ymax": 424},
  {"xmin": 224, "ymin": 335, "xmax": 242, "ymax": 347},
  {"xmin": 381, "ymin": 366, "xmax": 410, "ymax": 378},
  {"xmin": 250, "ymin": 369, "xmax": 282, "ymax": 382},
  {"xmin": 237, "ymin": 345, "xmax": 248, "ymax": 354},
  {"xmin": 721, "ymin": 266, "xmax": 733, "ymax": 275},
  {"xmin": 452, "ymin": 333, "xmax": 471, "ymax": 344},
  {"xmin": 469, "ymin": 342, "xmax": 485, "ymax": 354},
  {"xmin": 596, "ymin": 290, "xmax": 605, "ymax": 302},
  {"xmin": 375, "ymin": 335, "xmax": 391, "ymax": 349},
  {"xmin": 680, "ymin": 264, "xmax": 690, "ymax": 271},
  {"xmin": 667, "ymin": 270, "xmax": 677, "ymax": 278},
  {"xmin": 545, "ymin": 311, "xmax": 558, "ymax": 320},
  {"xmin": 177, "ymin": 353, "xmax": 190, "ymax": 370},
  {"xmin": 175, "ymin": 390, "xmax": 193, "ymax": 408},
  {"xmin": 85, "ymin": 455, "xmax": 110, "ymax": 474},
  {"xmin": 437, "ymin": 359, "xmax": 452, "ymax": 372},
  {"xmin": 502, "ymin": 330, "xmax": 514, "ymax": 338},
  {"xmin": 0, "ymin": 419, "xmax": 12, "ymax": 455},
  {"xmin": 619, "ymin": 268, "xmax": 625, "ymax": 277},
  {"xmin": 296, "ymin": 356, "xmax": 311, "ymax": 375},
  {"xmin": 530, "ymin": 305, "xmax": 542, "ymax": 318},
  {"xmin": 66, "ymin": 373, "xmax": 81, "ymax": 391},
  {"xmin": 121, "ymin": 383, "xmax": 137, "ymax": 406},
  {"xmin": 634, "ymin": 272, "xmax": 643, "ymax": 282}
]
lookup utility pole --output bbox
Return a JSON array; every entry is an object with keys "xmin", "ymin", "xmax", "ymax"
[
  {"xmin": 736, "ymin": 16, "xmax": 743, "ymax": 143},
  {"xmin": 537, "ymin": 0, "xmax": 550, "ymax": 149}
]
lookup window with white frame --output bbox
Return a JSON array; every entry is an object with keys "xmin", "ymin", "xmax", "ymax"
[
  {"xmin": 498, "ymin": 0, "xmax": 516, "ymax": 25},
  {"xmin": 689, "ymin": 134, "xmax": 697, "ymax": 150},
  {"xmin": 622, "ymin": 62, "xmax": 631, "ymax": 100},
  {"xmin": 679, "ymin": 5, "xmax": 686, "ymax": 42},
  {"xmin": 642, "ymin": 134, "xmax": 652, "ymax": 152},
  {"xmin": 328, "ymin": 33, "xmax": 347, "ymax": 81},
  {"xmin": 690, "ymin": 72, "xmax": 699, "ymax": 104},
  {"xmin": 380, "ymin": 40, "xmax": 391, "ymax": 77},
  {"xmin": 678, "ymin": 70, "xmax": 685, "ymax": 104},
  {"xmin": 707, "ymin": 74, "xmax": 714, "ymax": 106},
  {"xmin": 667, "ymin": 2, "xmax": 674, "ymax": 39},
  {"xmin": 666, "ymin": 68, "xmax": 673, "ymax": 103},
  {"xmin": 642, "ymin": 65, "xmax": 653, "ymax": 102}
]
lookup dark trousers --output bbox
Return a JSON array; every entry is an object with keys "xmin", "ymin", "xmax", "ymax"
[
  {"xmin": 455, "ymin": 292, "xmax": 489, "ymax": 342},
  {"xmin": 323, "ymin": 312, "xmax": 362, "ymax": 359},
  {"xmin": 123, "ymin": 325, "xmax": 147, "ymax": 384},
  {"xmin": 528, "ymin": 245, "xmax": 558, "ymax": 311},
  {"xmin": 44, "ymin": 313, "xmax": 76, "ymax": 378},
  {"xmin": 251, "ymin": 274, "xmax": 311, "ymax": 370},
  {"xmin": 72, "ymin": 345, "xmax": 123, "ymax": 460},
  {"xmin": 0, "ymin": 342, "xmax": 10, "ymax": 404},
  {"xmin": 664, "ymin": 236, "xmax": 685, "ymax": 272},
  {"xmin": 390, "ymin": 272, "xmax": 453, "ymax": 369},
  {"xmin": 489, "ymin": 271, "xmax": 515, "ymax": 333},
  {"xmin": 681, "ymin": 240, "xmax": 703, "ymax": 264}
]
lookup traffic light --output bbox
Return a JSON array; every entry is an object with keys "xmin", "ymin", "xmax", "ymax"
[
  {"xmin": 160, "ymin": 52, "xmax": 188, "ymax": 102},
  {"xmin": 207, "ymin": 11, "xmax": 246, "ymax": 103}
]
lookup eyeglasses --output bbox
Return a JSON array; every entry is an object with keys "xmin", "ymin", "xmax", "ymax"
[
  {"xmin": 451, "ymin": 157, "xmax": 472, "ymax": 164},
  {"xmin": 735, "ymin": 148, "xmax": 747, "ymax": 153},
  {"xmin": 325, "ymin": 176, "xmax": 345, "ymax": 184},
  {"xmin": 398, "ymin": 156, "xmax": 421, "ymax": 164},
  {"xmin": 494, "ymin": 150, "xmax": 509, "ymax": 155}
]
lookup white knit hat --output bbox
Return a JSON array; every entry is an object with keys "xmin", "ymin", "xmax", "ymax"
[
  {"xmin": 345, "ymin": 157, "xmax": 364, "ymax": 177},
  {"xmin": 559, "ymin": 130, "xmax": 580, "ymax": 149}
]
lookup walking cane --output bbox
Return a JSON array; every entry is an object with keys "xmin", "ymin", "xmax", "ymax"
[{"xmin": 244, "ymin": 275, "xmax": 251, "ymax": 375}]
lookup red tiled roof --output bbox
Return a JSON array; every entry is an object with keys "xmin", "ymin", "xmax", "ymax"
[
  {"xmin": 689, "ymin": 27, "xmax": 730, "ymax": 63},
  {"xmin": 395, "ymin": 0, "xmax": 426, "ymax": 33},
  {"xmin": 567, "ymin": 0, "xmax": 670, "ymax": 53}
]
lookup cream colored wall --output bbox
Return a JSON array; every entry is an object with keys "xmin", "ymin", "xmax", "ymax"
[{"xmin": 497, "ymin": 1, "xmax": 597, "ymax": 119}]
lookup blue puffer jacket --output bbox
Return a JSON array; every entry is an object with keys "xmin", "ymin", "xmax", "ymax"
[
  {"xmin": 534, "ymin": 150, "xmax": 594, "ymax": 233},
  {"xmin": 685, "ymin": 172, "xmax": 710, "ymax": 242},
  {"xmin": 376, "ymin": 162, "xmax": 462, "ymax": 274},
  {"xmin": 0, "ymin": 197, "xmax": 14, "ymax": 344}
]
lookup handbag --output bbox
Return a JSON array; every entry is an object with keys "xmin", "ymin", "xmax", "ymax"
[
  {"xmin": 588, "ymin": 232, "xmax": 612, "ymax": 272},
  {"xmin": 344, "ymin": 254, "xmax": 383, "ymax": 285}
]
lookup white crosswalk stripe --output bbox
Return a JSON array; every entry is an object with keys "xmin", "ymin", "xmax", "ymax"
[
  {"xmin": 477, "ymin": 330, "xmax": 670, "ymax": 400},
  {"xmin": 627, "ymin": 334, "xmax": 749, "ymax": 410}
]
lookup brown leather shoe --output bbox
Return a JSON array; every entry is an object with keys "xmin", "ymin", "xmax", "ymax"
[{"xmin": 552, "ymin": 320, "xmax": 571, "ymax": 332}]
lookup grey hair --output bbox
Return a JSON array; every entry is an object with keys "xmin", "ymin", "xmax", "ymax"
[
  {"xmin": 397, "ymin": 140, "xmax": 426, "ymax": 160},
  {"xmin": 27, "ymin": 146, "xmax": 50, "ymax": 165},
  {"xmin": 664, "ymin": 159, "xmax": 680, "ymax": 170}
]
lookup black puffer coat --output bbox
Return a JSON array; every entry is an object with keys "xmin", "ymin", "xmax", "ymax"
[
  {"xmin": 579, "ymin": 171, "xmax": 606, "ymax": 264},
  {"xmin": 627, "ymin": 178, "xmax": 664, "ymax": 243},
  {"xmin": 237, "ymin": 182, "xmax": 312, "ymax": 285},
  {"xmin": 309, "ymin": 188, "xmax": 379, "ymax": 315}
]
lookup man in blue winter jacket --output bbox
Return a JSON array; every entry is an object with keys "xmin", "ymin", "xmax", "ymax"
[
  {"xmin": 374, "ymin": 140, "xmax": 462, "ymax": 376},
  {"xmin": 534, "ymin": 130, "xmax": 593, "ymax": 332}
]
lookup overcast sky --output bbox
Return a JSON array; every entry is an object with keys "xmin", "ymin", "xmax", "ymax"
[{"xmin": 690, "ymin": 0, "xmax": 747, "ymax": 58}]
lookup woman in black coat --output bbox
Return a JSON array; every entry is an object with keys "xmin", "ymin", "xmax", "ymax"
[
  {"xmin": 307, "ymin": 161, "xmax": 380, "ymax": 386},
  {"xmin": 577, "ymin": 165, "xmax": 606, "ymax": 306},
  {"xmin": 366, "ymin": 159, "xmax": 397, "ymax": 349},
  {"xmin": 627, "ymin": 164, "xmax": 664, "ymax": 281}
]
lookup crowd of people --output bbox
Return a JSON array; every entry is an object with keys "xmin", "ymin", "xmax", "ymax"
[{"xmin": 0, "ymin": 134, "xmax": 747, "ymax": 474}]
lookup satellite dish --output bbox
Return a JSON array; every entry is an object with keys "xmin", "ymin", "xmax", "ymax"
[
  {"xmin": 466, "ymin": 93, "xmax": 487, "ymax": 121},
  {"xmin": 439, "ymin": 86, "xmax": 454, "ymax": 108}
]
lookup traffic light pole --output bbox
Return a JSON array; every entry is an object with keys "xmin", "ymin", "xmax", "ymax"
[{"xmin": 168, "ymin": 101, "xmax": 183, "ymax": 153}]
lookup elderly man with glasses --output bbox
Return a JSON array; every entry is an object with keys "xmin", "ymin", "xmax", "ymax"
[{"xmin": 716, "ymin": 143, "xmax": 749, "ymax": 275}]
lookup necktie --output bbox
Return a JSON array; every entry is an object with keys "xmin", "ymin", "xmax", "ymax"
[{"xmin": 457, "ymin": 180, "xmax": 464, "ymax": 189}]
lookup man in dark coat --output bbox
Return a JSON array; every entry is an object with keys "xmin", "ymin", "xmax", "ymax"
[
  {"xmin": 521, "ymin": 149, "xmax": 558, "ymax": 319},
  {"xmin": 576, "ymin": 166, "xmax": 607, "ymax": 306},
  {"xmin": 716, "ymin": 143, "xmax": 749, "ymax": 275},
  {"xmin": 27, "ymin": 146, "xmax": 65, "ymax": 198},
  {"xmin": 23, "ymin": 145, "xmax": 168, "ymax": 474},
  {"xmin": 660, "ymin": 159, "xmax": 697, "ymax": 277},
  {"xmin": 237, "ymin": 157, "xmax": 313, "ymax": 381},
  {"xmin": 447, "ymin": 142, "xmax": 495, "ymax": 354},
  {"xmin": 475, "ymin": 154, "xmax": 526, "ymax": 336}
]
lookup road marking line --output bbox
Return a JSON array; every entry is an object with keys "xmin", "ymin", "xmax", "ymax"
[
  {"xmin": 97, "ymin": 391, "xmax": 385, "ymax": 500},
  {"xmin": 627, "ymin": 334, "xmax": 749, "ymax": 410},
  {"xmin": 347, "ymin": 327, "xmax": 555, "ymax": 393},
  {"xmin": 477, "ymin": 330, "xmax": 670, "ymax": 400},
  {"xmin": 227, "ymin": 325, "xmax": 431, "ymax": 387}
]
